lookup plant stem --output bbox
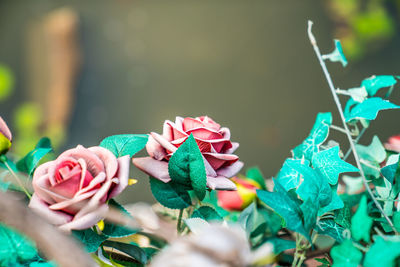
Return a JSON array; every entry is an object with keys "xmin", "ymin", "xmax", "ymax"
[
  {"xmin": 343, "ymin": 127, "xmax": 367, "ymax": 160},
  {"xmin": 3, "ymin": 161, "xmax": 31, "ymax": 199},
  {"xmin": 177, "ymin": 209, "xmax": 184, "ymax": 234},
  {"xmin": 307, "ymin": 21, "xmax": 397, "ymax": 233}
]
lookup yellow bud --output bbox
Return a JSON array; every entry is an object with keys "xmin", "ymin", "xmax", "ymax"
[
  {"xmin": 97, "ymin": 220, "xmax": 105, "ymax": 231},
  {"xmin": 128, "ymin": 179, "xmax": 138, "ymax": 186}
]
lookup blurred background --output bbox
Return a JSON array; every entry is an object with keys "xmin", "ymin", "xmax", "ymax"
[{"xmin": 1, "ymin": 0, "xmax": 400, "ymax": 203}]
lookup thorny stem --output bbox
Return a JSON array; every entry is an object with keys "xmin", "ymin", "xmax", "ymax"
[
  {"xmin": 3, "ymin": 160, "xmax": 31, "ymax": 199},
  {"xmin": 307, "ymin": 21, "xmax": 397, "ymax": 233},
  {"xmin": 177, "ymin": 208, "xmax": 184, "ymax": 234}
]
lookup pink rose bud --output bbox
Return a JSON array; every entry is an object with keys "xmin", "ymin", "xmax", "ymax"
[
  {"xmin": 0, "ymin": 116, "xmax": 12, "ymax": 155},
  {"xmin": 385, "ymin": 135, "xmax": 400, "ymax": 153},
  {"xmin": 133, "ymin": 116, "xmax": 243, "ymax": 190},
  {"xmin": 29, "ymin": 145, "xmax": 130, "ymax": 231},
  {"xmin": 217, "ymin": 177, "xmax": 261, "ymax": 211}
]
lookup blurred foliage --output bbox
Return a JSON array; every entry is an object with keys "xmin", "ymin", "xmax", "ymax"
[
  {"xmin": 0, "ymin": 64, "xmax": 14, "ymax": 101},
  {"xmin": 327, "ymin": 0, "xmax": 396, "ymax": 59}
]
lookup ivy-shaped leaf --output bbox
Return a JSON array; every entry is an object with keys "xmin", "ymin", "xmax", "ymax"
[
  {"xmin": 100, "ymin": 134, "xmax": 148, "ymax": 157},
  {"xmin": 361, "ymin": 75, "xmax": 397, "ymax": 96},
  {"xmin": 315, "ymin": 219, "xmax": 344, "ymax": 242},
  {"xmin": 356, "ymin": 136, "xmax": 386, "ymax": 178},
  {"xmin": 16, "ymin": 137, "xmax": 53, "ymax": 176},
  {"xmin": 364, "ymin": 236, "xmax": 400, "ymax": 267},
  {"xmin": 276, "ymin": 159, "xmax": 309, "ymax": 190},
  {"xmin": 72, "ymin": 228, "xmax": 107, "ymax": 253},
  {"xmin": 301, "ymin": 198, "xmax": 319, "ymax": 233},
  {"xmin": 318, "ymin": 188, "xmax": 344, "ymax": 216},
  {"xmin": 102, "ymin": 199, "xmax": 139, "ymax": 238},
  {"xmin": 191, "ymin": 206, "xmax": 223, "ymax": 222},
  {"xmin": 292, "ymin": 112, "xmax": 332, "ymax": 161},
  {"xmin": 330, "ymin": 239, "xmax": 362, "ymax": 267},
  {"xmin": 246, "ymin": 167, "xmax": 266, "ymax": 190},
  {"xmin": 257, "ymin": 180, "xmax": 309, "ymax": 240},
  {"xmin": 345, "ymin": 97, "xmax": 400, "ymax": 122},
  {"xmin": 322, "ymin": 39, "xmax": 348, "ymax": 67},
  {"xmin": 345, "ymin": 86, "xmax": 368, "ymax": 103},
  {"xmin": 168, "ymin": 134, "xmax": 207, "ymax": 200},
  {"xmin": 312, "ymin": 146, "xmax": 359, "ymax": 185},
  {"xmin": 149, "ymin": 177, "xmax": 191, "ymax": 209},
  {"xmin": 351, "ymin": 195, "xmax": 373, "ymax": 242}
]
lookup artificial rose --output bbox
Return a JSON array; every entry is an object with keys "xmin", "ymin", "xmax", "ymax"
[
  {"xmin": 29, "ymin": 145, "xmax": 130, "ymax": 231},
  {"xmin": 0, "ymin": 116, "xmax": 12, "ymax": 154},
  {"xmin": 385, "ymin": 135, "xmax": 400, "ymax": 153},
  {"xmin": 132, "ymin": 116, "xmax": 243, "ymax": 190},
  {"xmin": 217, "ymin": 176, "xmax": 261, "ymax": 211}
]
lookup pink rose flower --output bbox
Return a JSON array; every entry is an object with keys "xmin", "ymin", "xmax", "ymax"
[
  {"xmin": 385, "ymin": 135, "xmax": 400, "ymax": 153},
  {"xmin": 29, "ymin": 145, "xmax": 130, "ymax": 231},
  {"xmin": 0, "ymin": 116, "xmax": 12, "ymax": 154},
  {"xmin": 133, "ymin": 116, "xmax": 243, "ymax": 190}
]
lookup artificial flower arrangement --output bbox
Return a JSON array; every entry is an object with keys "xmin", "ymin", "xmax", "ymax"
[{"xmin": 0, "ymin": 21, "xmax": 400, "ymax": 267}]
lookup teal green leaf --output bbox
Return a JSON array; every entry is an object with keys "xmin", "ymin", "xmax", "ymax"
[
  {"xmin": 168, "ymin": 134, "xmax": 207, "ymax": 200},
  {"xmin": 103, "ymin": 240, "xmax": 147, "ymax": 264},
  {"xmin": 315, "ymin": 258, "xmax": 330, "ymax": 267},
  {"xmin": 191, "ymin": 206, "xmax": 223, "ymax": 222},
  {"xmin": 345, "ymin": 97, "xmax": 400, "ymax": 122},
  {"xmin": 276, "ymin": 159, "xmax": 309, "ymax": 190},
  {"xmin": 312, "ymin": 146, "xmax": 359, "ymax": 185},
  {"xmin": 301, "ymin": 198, "xmax": 319, "ymax": 233},
  {"xmin": 315, "ymin": 219, "xmax": 344, "ymax": 242},
  {"xmin": 149, "ymin": 177, "xmax": 191, "ymax": 209},
  {"xmin": 330, "ymin": 239, "xmax": 362, "ymax": 267},
  {"xmin": 0, "ymin": 224, "xmax": 38, "ymax": 265},
  {"xmin": 364, "ymin": 236, "xmax": 400, "ymax": 267},
  {"xmin": 393, "ymin": 211, "xmax": 400, "ymax": 232},
  {"xmin": 102, "ymin": 199, "xmax": 139, "ymax": 238},
  {"xmin": 351, "ymin": 195, "xmax": 373, "ymax": 242},
  {"xmin": 16, "ymin": 137, "xmax": 53, "ymax": 176},
  {"xmin": 287, "ymin": 160, "xmax": 332, "ymax": 207},
  {"xmin": 202, "ymin": 190, "xmax": 229, "ymax": 217},
  {"xmin": 334, "ymin": 204, "xmax": 352, "ymax": 229},
  {"xmin": 246, "ymin": 166, "xmax": 266, "ymax": 189},
  {"xmin": 99, "ymin": 134, "xmax": 148, "ymax": 157},
  {"xmin": 266, "ymin": 237, "xmax": 296, "ymax": 254},
  {"xmin": 318, "ymin": 188, "xmax": 344, "ymax": 216},
  {"xmin": 292, "ymin": 112, "xmax": 332, "ymax": 161},
  {"xmin": 257, "ymin": 180, "xmax": 309, "ymax": 240},
  {"xmin": 361, "ymin": 75, "xmax": 396, "ymax": 96},
  {"xmin": 323, "ymin": 39, "xmax": 348, "ymax": 67},
  {"xmin": 345, "ymin": 86, "xmax": 368, "ymax": 103},
  {"xmin": 72, "ymin": 228, "xmax": 107, "ymax": 253},
  {"xmin": 356, "ymin": 136, "xmax": 386, "ymax": 163}
]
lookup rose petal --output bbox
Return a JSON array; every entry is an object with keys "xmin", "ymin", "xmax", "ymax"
[
  {"xmin": 217, "ymin": 161, "xmax": 244, "ymax": 178},
  {"xmin": 59, "ymin": 204, "xmax": 109, "ymax": 231},
  {"xmin": 132, "ymin": 157, "xmax": 171, "ymax": 183},
  {"xmin": 206, "ymin": 176, "xmax": 237, "ymax": 190},
  {"xmin": 58, "ymin": 145, "xmax": 105, "ymax": 177},
  {"xmin": 186, "ymin": 127, "xmax": 223, "ymax": 140},
  {"xmin": 108, "ymin": 155, "xmax": 130, "ymax": 199},
  {"xmin": 76, "ymin": 172, "xmax": 106, "ymax": 196},
  {"xmin": 203, "ymin": 155, "xmax": 217, "ymax": 177},
  {"xmin": 203, "ymin": 153, "xmax": 239, "ymax": 170},
  {"xmin": 33, "ymin": 161, "xmax": 54, "ymax": 187},
  {"xmin": 146, "ymin": 135, "xmax": 167, "ymax": 160},
  {"xmin": 29, "ymin": 194, "xmax": 72, "ymax": 226},
  {"xmin": 225, "ymin": 142, "xmax": 239, "ymax": 154},
  {"xmin": 47, "ymin": 157, "xmax": 78, "ymax": 186},
  {"xmin": 219, "ymin": 127, "xmax": 230, "ymax": 140},
  {"xmin": 33, "ymin": 174, "xmax": 69, "ymax": 204},
  {"xmin": 217, "ymin": 190, "xmax": 243, "ymax": 210},
  {"xmin": 89, "ymin": 146, "xmax": 118, "ymax": 179},
  {"xmin": 0, "ymin": 116, "xmax": 12, "ymax": 141},
  {"xmin": 51, "ymin": 168, "xmax": 83, "ymax": 199},
  {"xmin": 49, "ymin": 189, "xmax": 98, "ymax": 212},
  {"xmin": 197, "ymin": 116, "xmax": 221, "ymax": 131},
  {"xmin": 162, "ymin": 120, "xmax": 174, "ymax": 141},
  {"xmin": 151, "ymin": 132, "xmax": 178, "ymax": 153},
  {"xmin": 182, "ymin": 117, "xmax": 205, "ymax": 131}
]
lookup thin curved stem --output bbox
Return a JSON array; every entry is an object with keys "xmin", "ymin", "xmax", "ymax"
[
  {"xmin": 3, "ymin": 161, "xmax": 31, "ymax": 199},
  {"xmin": 307, "ymin": 21, "xmax": 397, "ymax": 233}
]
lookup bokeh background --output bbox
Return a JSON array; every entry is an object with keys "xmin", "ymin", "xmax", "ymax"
[{"xmin": 1, "ymin": 0, "xmax": 400, "ymax": 203}]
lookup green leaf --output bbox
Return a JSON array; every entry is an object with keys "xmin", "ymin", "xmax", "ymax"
[
  {"xmin": 394, "ymin": 211, "xmax": 400, "ymax": 232},
  {"xmin": 102, "ymin": 199, "xmax": 139, "ymax": 238},
  {"xmin": 0, "ymin": 224, "xmax": 38, "ymax": 265},
  {"xmin": 72, "ymin": 228, "xmax": 107, "ymax": 253},
  {"xmin": 364, "ymin": 236, "xmax": 400, "ymax": 267},
  {"xmin": 257, "ymin": 180, "xmax": 309, "ymax": 240},
  {"xmin": 287, "ymin": 160, "xmax": 332, "ymax": 207},
  {"xmin": 276, "ymin": 159, "xmax": 309, "ymax": 190},
  {"xmin": 202, "ymin": 190, "xmax": 229, "ymax": 217},
  {"xmin": 103, "ymin": 240, "xmax": 147, "ymax": 265},
  {"xmin": 351, "ymin": 195, "xmax": 373, "ymax": 242},
  {"xmin": 100, "ymin": 134, "xmax": 148, "ymax": 157},
  {"xmin": 361, "ymin": 75, "xmax": 397, "ymax": 96},
  {"xmin": 315, "ymin": 258, "xmax": 330, "ymax": 267},
  {"xmin": 345, "ymin": 86, "xmax": 368, "ymax": 103},
  {"xmin": 16, "ymin": 137, "xmax": 53, "ymax": 176},
  {"xmin": 315, "ymin": 219, "xmax": 344, "ymax": 242},
  {"xmin": 266, "ymin": 237, "xmax": 295, "ymax": 254},
  {"xmin": 191, "ymin": 206, "xmax": 223, "ymax": 222},
  {"xmin": 168, "ymin": 134, "xmax": 207, "ymax": 200},
  {"xmin": 301, "ymin": 197, "xmax": 319, "ymax": 233},
  {"xmin": 356, "ymin": 136, "xmax": 386, "ymax": 164},
  {"xmin": 318, "ymin": 188, "xmax": 344, "ymax": 216},
  {"xmin": 292, "ymin": 112, "xmax": 332, "ymax": 161},
  {"xmin": 334, "ymin": 204, "xmax": 352, "ymax": 229},
  {"xmin": 149, "ymin": 177, "xmax": 191, "ymax": 209},
  {"xmin": 345, "ymin": 97, "xmax": 400, "ymax": 122},
  {"xmin": 323, "ymin": 39, "xmax": 348, "ymax": 67},
  {"xmin": 330, "ymin": 239, "xmax": 362, "ymax": 267},
  {"xmin": 246, "ymin": 166, "xmax": 266, "ymax": 189},
  {"xmin": 312, "ymin": 146, "xmax": 359, "ymax": 185}
]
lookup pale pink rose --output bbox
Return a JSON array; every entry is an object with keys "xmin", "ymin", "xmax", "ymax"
[
  {"xmin": 132, "ymin": 116, "xmax": 243, "ymax": 190},
  {"xmin": 385, "ymin": 135, "xmax": 400, "ymax": 153},
  {"xmin": 29, "ymin": 145, "xmax": 130, "ymax": 231},
  {"xmin": 0, "ymin": 116, "xmax": 12, "ymax": 142}
]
